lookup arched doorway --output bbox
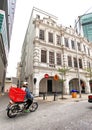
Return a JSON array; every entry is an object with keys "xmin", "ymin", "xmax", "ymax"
[
  {"xmin": 89, "ymin": 80, "xmax": 92, "ymax": 93},
  {"xmin": 80, "ymin": 80, "xmax": 85, "ymax": 93},
  {"xmin": 39, "ymin": 77, "xmax": 60, "ymax": 95},
  {"xmin": 47, "ymin": 79, "xmax": 52, "ymax": 93},
  {"xmin": 39, "ymin": 78, "xmax": 53, "ymax": 94},
  {"xmin": 69, "ymin": 78, "xmax": 86, "ymax": 93}
]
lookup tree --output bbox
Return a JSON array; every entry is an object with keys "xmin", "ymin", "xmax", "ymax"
[
  {"xmin": 58, "ymin": 67, "xmax": 70, "ymax": 99},
  {"xmin": 85, "ymin": 68, "xmax": 92, "ymax": 79},
  {"xmin": 85, "ymin": 68, "xmax": 92, "ymax": 92}
]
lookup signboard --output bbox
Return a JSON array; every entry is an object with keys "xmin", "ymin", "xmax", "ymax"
[
  {"xmin": 54, "ymin": 74, "xmax": 59, "ymax": 81},
  {"xmin": 44, "ymin": 74, "xmax": 49, "ymax": 78}
]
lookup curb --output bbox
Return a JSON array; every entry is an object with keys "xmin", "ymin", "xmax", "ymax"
[
  {"xmin": 0, "ymin": 92, "xmax": 8, "ymax": 97},
  {"xmin": 34, "ymin": 96, "xmax": 88, "ymax": 104}
]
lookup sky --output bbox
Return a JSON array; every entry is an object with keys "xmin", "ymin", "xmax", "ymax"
[{"xmin": 6, "ymin": 0, "xmax": 92, "ymax": 77}]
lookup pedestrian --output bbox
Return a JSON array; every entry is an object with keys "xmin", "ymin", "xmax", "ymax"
[{"xmin": 22, "ymin": 81, "xmax": 33, "ymax": 112}]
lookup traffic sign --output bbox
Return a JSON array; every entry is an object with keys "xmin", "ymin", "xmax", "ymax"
[
  {"xmin": 44, "ymin": 74, "xmax": 49, "ymax": 78},
  {"xmin": 54, "ymin": 74, "xmax": 59, "ymax": 80}
]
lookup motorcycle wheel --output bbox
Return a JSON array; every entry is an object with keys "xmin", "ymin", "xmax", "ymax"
[
  {"xmin": 29, "ymin": 102, "xmax": 38, "ymax": 112},
  {"xmin": 7, "ymin": 105, "xmax": 18, "ymax": 118}
]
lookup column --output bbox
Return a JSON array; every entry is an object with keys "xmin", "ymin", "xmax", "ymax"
[
  {"xmin": 63, "ymin": 79, "xmax": 70, "ymax": 94},
  {"xmin": 33, "ymin": 77, "xmax": 39, "ymax": 96},
  {"xmin": 45, "ymin": 28, "xmax": 48, "ymax": 43},
  {"xmin": 61, "ymin": 35, "xmax": 64, "ymax": 45},
  {"xmin": 33, "ymin": 47, "xmax": 39, "ymax": 66},
  {"xmin": 35, "ymin": 24, "xmax": 39, "ymax": 38},
  {"xmin": 85, "ymin": 80, "xmax": 90, "ymax": 94}
]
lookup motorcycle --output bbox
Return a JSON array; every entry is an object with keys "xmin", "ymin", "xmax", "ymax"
[{"xmin": 6, "ymin": 99, "xmax": 38, "ymax": 118}]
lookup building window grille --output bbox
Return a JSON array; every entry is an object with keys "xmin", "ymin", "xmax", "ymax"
[
  {"xmin": 64, "ymin": 38, "xmax": 69, "ymax": 48},
  {"xmin": 56, "ymin": 53, "xmax": 61, "ymax": 65},
  {"xmin": 49, "ymin": 51, "xmax": 54, "ymax": 64},
  {"xmin": 48, "ymin": 32, "xmax": 53, "ymax": 43},
  {"xmin": 68, "ymin": 56, "xmax": 72, "ymax": 67},
  {"xmin": 77, "ymin": 42, "xmax": 81, "ymax": 51},
  {"xmin": 39, "ymin": 29, "xmax": 44, "ymax": 40},
  {"xmin": 41, "ymin": 50, "xmax": 47, "ymax": 63},
  {"xmin": 71, "ymin": 40, "xmax": 75, "ymax": 49},
  {"xmin": 79, "ymin": 59, "xmax": 82, "ymax": 68},
  {"xmin": 56, "ymin": 35, "xmax": 61, "ymax": 45},
  {"xmin": 73, "ymin": 57, "xmax": 77, "ymax": 68}
]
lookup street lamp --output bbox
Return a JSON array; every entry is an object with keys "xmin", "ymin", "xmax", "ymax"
[
  {"xmin": 18, "ymin": 62, "xmax": 23, "ymax": 87},
  {"xmin": 76, "ymin": 40, "xmax": 81, "ymax": 98}
]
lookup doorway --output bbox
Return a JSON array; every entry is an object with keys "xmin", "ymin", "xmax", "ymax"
[{"xmin": 47, "ymin": 80, "xmax": 52, "ymax": 93}]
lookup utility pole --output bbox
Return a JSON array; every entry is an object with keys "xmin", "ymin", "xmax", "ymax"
[{"xmin": 76, "ymin": 40, "xmax": 81, "ymax": 98}]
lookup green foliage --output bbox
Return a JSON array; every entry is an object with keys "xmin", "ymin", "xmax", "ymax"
[
  {"xmin": 85, "ymin": 68, "xmax": 92, "ymax": 78},
  {"xmin": 58, "ymin": 67, "xmax": 70, "ymax": 75},
  {"xmin": 59, "ymin": 79, "xmax": 66, "ymax": 83},
  {"xmin": 86, "ymin": 68, "xmax": 92, "ymax": 72},
  {"xmin": 58, "ymin": 67, "xmax": 69, "ymax": 83},
  {"xmin": 57, "ymin": 67, "xmax": 69, "ymax": 99}
]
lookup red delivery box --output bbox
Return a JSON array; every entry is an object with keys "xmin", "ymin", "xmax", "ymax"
[{"xmin": 9, "ymin": 87, "xmax": 26, "ymax": 102}]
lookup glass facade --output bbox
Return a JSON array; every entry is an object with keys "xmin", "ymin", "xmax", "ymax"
[
  {"xmin": 0, "ymin": 13, "xmax": 4, "ymax": 31},
  {"xmin": 8, "ymin": 0, "xmax": 16, "ymax": 40},
  {"xmin": 0, "ymin": 11, "xmax": 8, "ymax": 58},
  {"xmin": 80, "ymin": 13, "xmax": 92, "ymax": 42},
  {"xmin": 0, "ymin": 0, "xmax": 16, "ymax": 92},
  {"xmin": 1, "ymin": 13, "xmax": 8, "ymax": 58}
]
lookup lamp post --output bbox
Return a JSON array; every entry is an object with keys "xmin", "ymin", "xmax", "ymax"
[
  {"xmin": 44, "ymin": 73, "xmax": 49, "ymax": 100},
  {"xmin": 76, "ymin": 40, "xmax": 81, "ymax": 98},
  {"xmin": 19, "ymin": 62, "xmax": 23, "ymax": 87}
]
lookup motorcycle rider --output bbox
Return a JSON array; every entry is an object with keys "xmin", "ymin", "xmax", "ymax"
[{"xmin": 22, "ymin": 81, "xmax": 33, "ymax": 112}]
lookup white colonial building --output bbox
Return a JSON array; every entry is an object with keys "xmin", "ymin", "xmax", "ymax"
[{"xmin": 20, "ymin": 8, "xmax": 92, "ymax": 96}]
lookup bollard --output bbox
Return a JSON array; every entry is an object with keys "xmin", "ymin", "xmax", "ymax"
[
  {"xmin": 43, "ymin": 93, "xmax": 45, "ymax": 100},
  {"xmin": 54, "ymin": 93, "xmax": 57, "ymax": 101}
]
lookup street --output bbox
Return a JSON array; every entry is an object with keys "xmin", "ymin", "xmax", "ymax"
[{"xmin": 0, "ymin": 95, "xmax": 92, "ymax": 130}]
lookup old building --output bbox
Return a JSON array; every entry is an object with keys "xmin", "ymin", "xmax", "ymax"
[{"xmin": 20, "ymin": 8, "xmax": 92, "ymax": 96}]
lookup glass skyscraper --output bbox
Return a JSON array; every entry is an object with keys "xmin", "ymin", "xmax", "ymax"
[
  {"xmin": 80, "ymin": 13, "xmax": 92, "ymax": 42},
  {"xmin": 0, "ymin": 0, "xmax": 16, "ymax": 92}
]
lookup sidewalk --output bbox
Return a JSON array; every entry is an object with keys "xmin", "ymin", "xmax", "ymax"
[
  {"xmin": 0, "ymin": 92, "xmax": 89, "ymax": 104},
  {"xmin": 34, "ymin": 94, "xmax": 88, "ymax": 104}
]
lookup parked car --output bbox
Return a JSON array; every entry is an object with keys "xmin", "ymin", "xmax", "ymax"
[{"xmin": 88, "ymin": 95, "xmax": 92, "ymax": 103}]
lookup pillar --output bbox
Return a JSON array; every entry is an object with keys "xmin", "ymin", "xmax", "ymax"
[
  {"xmin": 32, "ymin": 75, "xmax": 40, "ymax": 96},
  {"xmin": 63, "ymin": 79, "xmax": 70, "ymax": 94},
  {"xmin": 85, "ymin": 80, "xmax": 90, "ymax": 94}
]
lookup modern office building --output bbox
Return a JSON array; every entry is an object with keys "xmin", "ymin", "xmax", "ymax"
[
  {"xmin": 77, "ymin": 12, "xmax": 92, "ymax": 42},
  {"xmin": 20, "ymin": 8, "xmax": 92, "ymax": 96},
  {"xmin": 8, "ymin": 0, "xmax": 16, "ymax": 41},
  {"xmin": 0, "ymin": 0, "xmax": 16, "ymax": 92}
]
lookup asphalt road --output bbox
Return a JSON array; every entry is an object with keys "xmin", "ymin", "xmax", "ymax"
[{"xmin": 0, "ymin": 95, "xmax": 92, "ymax": 130}]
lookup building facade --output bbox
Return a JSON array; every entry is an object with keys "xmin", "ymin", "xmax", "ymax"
[
  {"xmin": 8, "ymin": 0, "xmax": 16, "ymax": 41},
  {"xmin": 5, "ymin": 77, "xmax": 18, "ymax": 93},
  {"xmin": 0, "ymin": 0, "xmax": 16, "ymax": 92},
  {"xmin": 20, "ymin": 9, "xmax": 92, "ymax": 96}
]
